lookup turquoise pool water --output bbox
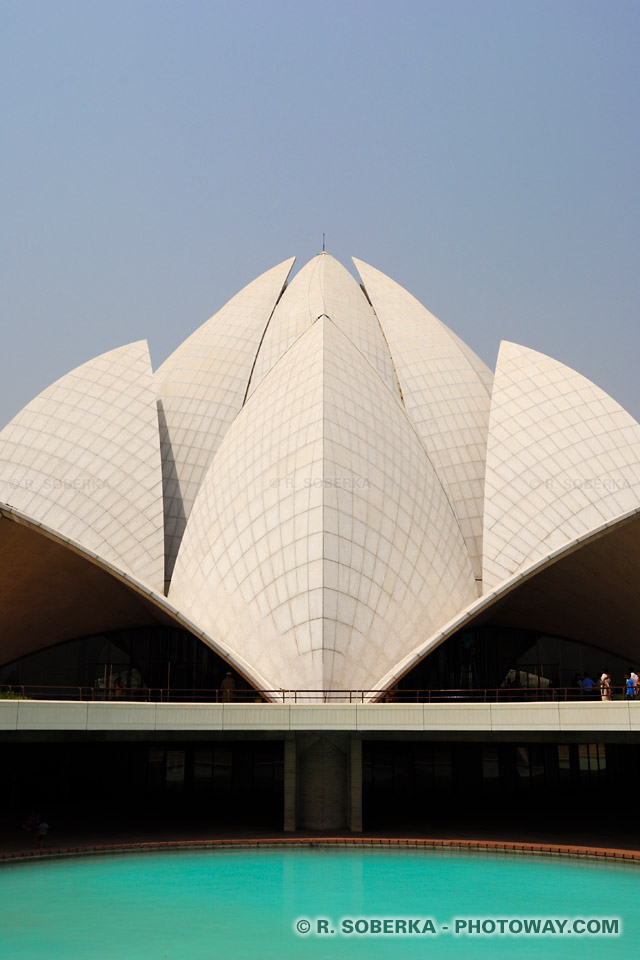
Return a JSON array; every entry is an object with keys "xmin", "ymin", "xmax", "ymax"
[{"xmin": 0, "ymin": 847, "xmax": 637, "ymax": 960}]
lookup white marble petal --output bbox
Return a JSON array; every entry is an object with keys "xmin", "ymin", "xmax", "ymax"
[
  {"xmin": 170, "ymin": 317, "xmax": 477, "ymax": 693},
  {"xmin": 0, "ymin": 341, "xmax": 164, "ymax": 590},
  {"xmin": 354, "ymin": 258, "xmax": 492, "ymax": 588},
  {"xmin": 154, "ymin": 258, "xmax": 294, "ymax": 586},
  {"xmin": 247, "ymin": 253, "xmax": 399, "ymax": 399},
  {"xmin": 483, "ymin": 341, "xmax": 640, "ymax": 591}
]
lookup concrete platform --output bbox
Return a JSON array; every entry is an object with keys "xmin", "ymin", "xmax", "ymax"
[{"xmin": 2, "ymin": 699, "xmax": 639, "ymax": 733}]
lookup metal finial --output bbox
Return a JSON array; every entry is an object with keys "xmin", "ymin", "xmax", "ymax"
[{"xmin": 322, "ymin": 233, "xmax": 325, "ymax": 252}]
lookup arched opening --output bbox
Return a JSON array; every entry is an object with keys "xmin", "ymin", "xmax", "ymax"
[
  {"xmin": 395, "ymin": 626, "xmax": 634, "ymax": 699},
  {"xmin": 0, "ymin": 626, "xmax": 261, "ymax": 701}
]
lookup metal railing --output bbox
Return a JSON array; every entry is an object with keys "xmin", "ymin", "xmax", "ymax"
[{"xmin": 0, "ymin": 685, "xmax": 636, "ymax": 704}]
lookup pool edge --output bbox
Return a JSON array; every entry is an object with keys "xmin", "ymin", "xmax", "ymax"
[{"xmin": 2, "ymin": 838, "xmax": 639, "ymax": 865}]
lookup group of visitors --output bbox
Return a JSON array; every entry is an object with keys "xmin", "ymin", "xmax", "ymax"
[
  {"xmin": 576, "ymin": 670, "xmax": 639, "ymax": 701},
  {"xmin": 21, "ymin": 812, "xmax": 49, "ymax": 848}
]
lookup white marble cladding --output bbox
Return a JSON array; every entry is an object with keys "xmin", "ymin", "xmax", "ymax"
[
  {"xmin": 247, "ymin": 253, "xmax": 400, "ymax": 400},
  {"xmin": 154, "ymin": 258, "xmax": 294, "ymax": 585},
  {"xmin": 483, "ymin": 341, "xmax": 640, "ymax": 591},
  {"xmin": 0, "ymin": 341, "xmax": 164, "ymax": 590},
  {"xmin": 3, "ymin": 252, "xmax": 640, "ymax": 694},
  {"xmin": 169, "ymin": 317, "xmax": 477, "ymax": 693},
  {"xmin": 354, "ymin": 258, "xmax": 493, "ymax": 588}
]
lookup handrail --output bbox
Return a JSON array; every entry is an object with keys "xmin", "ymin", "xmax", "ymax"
[{"xmin": 0, "ymin": 685, "xmax": 635, "ymax": 704}]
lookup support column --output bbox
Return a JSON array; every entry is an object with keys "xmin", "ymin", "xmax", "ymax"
[
  {"xmin": 283, "ymin": 736, "xmax": 297, "ymax": 832},
  {"xmin": 350, "ymin": 734, "xmax": 363, "ymax": 833},
  {"xmin": 298, "ymin": 734, "xmax": 348, "ymax": 830}
]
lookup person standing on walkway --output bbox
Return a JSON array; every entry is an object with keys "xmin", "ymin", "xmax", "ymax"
[
  {"xmin": 600, "ymin": 669, "xmax": 612, "ymax": 701},
  {"xmin": 221, "ymin": 671, "xmax": 236, "ymax": 703},
  {"xmin": 37, "ymin": 820, "xmax": 49, "ymax": 849}
]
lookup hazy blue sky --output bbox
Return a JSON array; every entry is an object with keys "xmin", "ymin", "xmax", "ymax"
[{"xmin": 2, "ymin": 0, "xmax": 639, "ymax": 426}]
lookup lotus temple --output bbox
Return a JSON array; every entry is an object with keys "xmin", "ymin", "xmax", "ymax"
[{"xmin": 1, "ymin": 252, "xmax": 639, "ymax": 835}]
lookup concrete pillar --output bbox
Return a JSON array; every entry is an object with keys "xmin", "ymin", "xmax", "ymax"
[
  {"xmin": 298, "ymin": 734, "xmax": 348, "ymax": 830},
  {"xmin": 283, "ymin": 736, "xmax": 296, "ymax": 832},
  {"xmin": 289, "ymin": 733, "xmax": 363, "ymax": 832},
  {"xmin": 349, "ymin": 735, "xmax": 363, "ymax": 833}
]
